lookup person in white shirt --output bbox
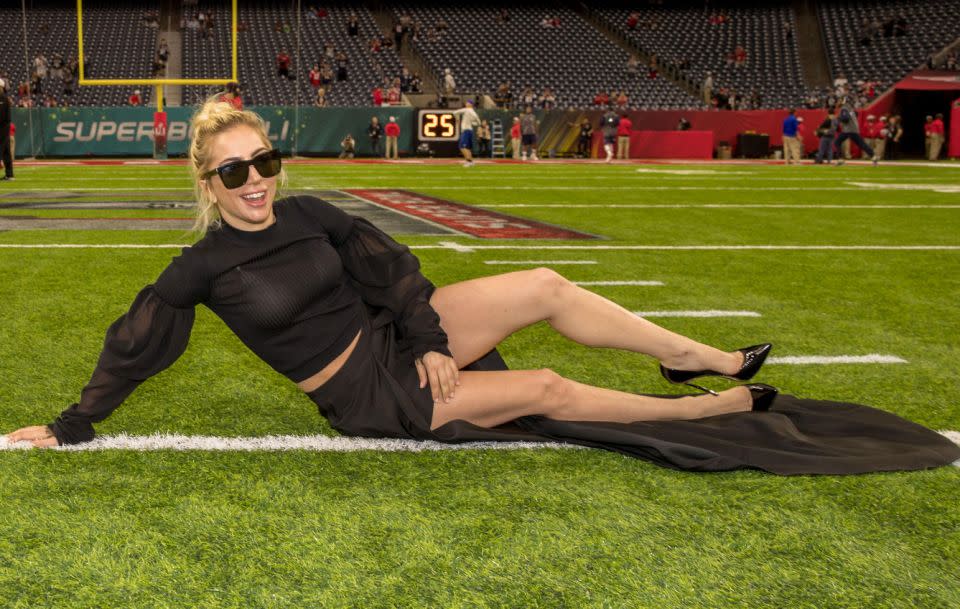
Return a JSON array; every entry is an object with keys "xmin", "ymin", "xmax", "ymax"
[{"xmin": 453, "ymin": 100, "xmax": 480, "ymax": 167}]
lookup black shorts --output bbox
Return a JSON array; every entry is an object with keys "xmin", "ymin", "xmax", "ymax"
[{"xmin": 521, "ymin": 134, "xmax": 537, "ymax": 146}]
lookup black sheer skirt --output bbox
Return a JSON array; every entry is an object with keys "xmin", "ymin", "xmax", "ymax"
[{"xmin": 307, "ymin": 307, "xmax": 960, "ymax": 476}]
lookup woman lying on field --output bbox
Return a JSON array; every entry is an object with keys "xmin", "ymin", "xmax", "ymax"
[
  {"xmin": 4, "ymin": 98, "xmax": 777, "ymax": 451},
  {"xmin": 10, "ymin": 100, "xmax": 957, "ymax": 476}
]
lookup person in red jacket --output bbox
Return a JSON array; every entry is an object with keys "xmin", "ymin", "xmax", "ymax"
[
  {"xmin": 616, "ymin": 113, "xmax": 633, "ymax": 159},
  {"xmin": 929, "ymin": 113, "xmax": 945, "ymax": 160},
  {"xmin": 510, "ymin": 116, "xmax": 521, "ymax": 160},
  {"xmin": 128, "ymin": 89, "xmax": 141, "ymax": 106},
  {"xmin": 384, "ymin": 115, "xmax": 400, "ymax": 159},
  {"xmin": 371, "ymin": 85, "xmax": 383, "ymax": 106}
]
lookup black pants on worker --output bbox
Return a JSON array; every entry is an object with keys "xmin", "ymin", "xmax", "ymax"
[
  {"xmin": 0, "ymin": 133, "xmax": 13, "ymax": 178},
  {"xmin": 834, "ymin": 132, "xmax": 874, "ymax": 158}
]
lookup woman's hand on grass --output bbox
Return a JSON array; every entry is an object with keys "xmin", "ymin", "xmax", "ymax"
[{"xmin": 5, "ymin": 425, "xmax": 59, "ymax": 448}]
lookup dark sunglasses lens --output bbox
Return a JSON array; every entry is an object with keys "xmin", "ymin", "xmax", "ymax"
[
  {"xmin": 218, "ymin": 162, "xmax": 248, "ymax": 189},
  {"xmin": 253, "ymin": 151, "xmax": 282, "ymax": 178}
]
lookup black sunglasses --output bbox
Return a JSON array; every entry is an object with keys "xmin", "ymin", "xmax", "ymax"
[{"xmin": 202, "ymin": 149, "xmax": 282, "ymax": 189}]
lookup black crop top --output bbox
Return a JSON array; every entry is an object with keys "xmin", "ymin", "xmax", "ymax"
[{"xmin": 47, "ymin": 195, "xmax": 451, "ymax": 445}]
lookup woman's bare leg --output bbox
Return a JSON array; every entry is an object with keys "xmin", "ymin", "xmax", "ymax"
[
  {"xmin": 431, "ymin": 268, "xmax": 742, "ymax": 372},
  {"xmin": 429, "ymin": 369, "xmax": 752, "ymax": 430}
]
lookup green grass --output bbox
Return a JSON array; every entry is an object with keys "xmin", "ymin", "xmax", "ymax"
[{"xmin": 1, "ymin": 161, "xmax": 959, "ymax": 608}]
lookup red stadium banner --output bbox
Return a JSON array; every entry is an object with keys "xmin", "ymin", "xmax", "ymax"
[
  {"xmin": 345, "ymin": 189, "xmax": 596, "ymax": 239},
  {"xmin": 153, "ymin": 111, "xmax": 168, "ymax": 160}
]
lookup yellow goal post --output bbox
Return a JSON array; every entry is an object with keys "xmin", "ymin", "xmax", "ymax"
[{"xmin": 76, "ymin": 0, "xmax": 238, "ymax": 111}]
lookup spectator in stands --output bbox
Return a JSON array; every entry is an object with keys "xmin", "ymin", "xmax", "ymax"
[
  {"xmin": 782, "ymin": 109, "xmax": 801, "ymax": 165},
  {"xmin": 626, "ymin": 55, "xmax": 639, "ymax": 77},
  {"xmin": 600, "ymin": 108, "xmax": 619, "ymax": 163},
  {"xmin": 386, "ymin": 81, "xmax": 401, "ymax": 105},
  {"xmin": 815, "ymin": 110, "xmax": 838, "ymax": 165},
  {"xmin": 152, "ymin": 54, "xmax": 166, "ymax": 78},
  {"xmin": 43, "ymin": 95, "xmax": 57, "ymax": 108},
  {"xmin": 63, "ymin": 59, "xmax": 76, "ymax": 96},
  {"xmin": 371, "ymin": 84, "xmax": 383, "ymax": 107},
  {"xmin": 33, "ymin": 54, "xmax": 48, "ymax": 81},
  {"xmin": 277, "ymin": 51, "xmax": 292, "ymax": 80},
  {"xmin": 369, "ymin": 37, "xmax": 382, "ymax": 53},
  {"xmin": 436, "ymin": 17, "xmax": 449, "ymax": 32},
  {"xmin": 520, "ymin": 106, "xmax": 539, "ymax": 161},
  {"xmin": 399, "ymin": 67, "xmax": 413, "ymax": 93},
  {"xmin": 314, "ymin": 87, "xmax": 327, "ymax": 108},
  {"xmin": 702, "ymin": 72, "xmax": 713, "ymax": 106},
  {"xmin": 885, "ymin": 115, "xmax": 903, "ymax": 159},
  {"xmin": 336, "ymin": 52, "xmax": 348, "ymax": 82},
  {"xmin": 520, "ymin": 88, "xmax": 536, "ymax": 108},
  {"xmin": 805, "ymin": 91, "xmax": 820, "ymax": 109},
  {"xmin": 946, "ymin": 53, "xmax": 958, "ymax": 71},
  {"xmin": 627, "ymin": 12, "xmax": 639, "ymax": 30},
  {"xmin": 384, "ymin": 116, "xmax": 400, "ymax": 160},
  {"xmin": 340, "ymin": 133, "xmax": 355, "ymax": 159},
  {"xmin": 51, "ymin": 54, "xmax": 64, "ymax": 79},
  {"xmin": 496, "ymin": 8, "xmax": 510, "ymax": 24},
  {"xmin": 833, "ymin": 73, "xmax": 849, "ymax": 97},
  {"xmin": 0, "ymin": 80, "xmax": 13, "ymax": 181},
  {"xmin": 929, "ymin": 113, "xmax": 945, "ymax": 161},
  {"xmin": 158, "ymin": 39, "xmax": 169, "ymax": 64},
  {"xmin": 540, "ymin": 88, "xmax": 557, "ymax": 111},
  {"xmin": 309, "ymin": 64, "xmax": 322, "ymax": 90},
  {"xmin": 783, "ymin": 20, "xmax": 793, "ymax": 40},
  {"xmin": 494, "ymin": 83, "xmax": 513, "ymax": 109},
  {"xmin": 410, "ymin": 74, "xmax": 423, "ymax": 93},
  {"xmin": 443, "ymin": 69, "xmax": 456, "ymax": 95},
  {"xmin": 594, "ymin": 90, "xmax": 610, "ymax": 107},
  {"xmin": 676, "ymin": 118, "xmax": 691, "ymax": 131},
  {"xmin": 615, "ymin": 91, "xmax": 629, "ymax": 110},
  {"xmin": 347, "ymin": 13, "xmax": 359, "ymax": 37},
  {"xmin": 894, "ymin": 15, "xmax": 908, "ymax": 37},
  {"xmin": 367, "ymin": 116, "xmax": 383, "ymax": 157},
  {"xmin": 427, "ymin": 26, "xmax": 439, "ymax": 43},
  {"xmin": 219, "ymin": 82, "xmax": 242, "ymax": 110},
  {"xmin": 128, "ymin": 89, "xmax": 141, "ymax": 106},
  {"xmin": 616, "ymin": 113, "xmax": 632, "ymax": 160},
  {"xmin": 393, "ymin": 20, "xmax": 405, "ymax": 53},
  {"xmin": 477, "ymin": 120, "xmax": 491, "ymax": 158},
  {"xmin": 835, "ymin": 101, "xmax": 878, "ymax": 165},
  {"xmin": 733, "ymin": 45, "xmax": 747, "ymax": 67},
  {"xmin": 321, "ymin": 64, "xmax": 334, "ymax": 89},
  {"xmin": 647, "ymin": 58, "xmax": 658, "ymax": 79}
]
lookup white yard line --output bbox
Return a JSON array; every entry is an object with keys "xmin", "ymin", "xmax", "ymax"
[
  {"xmin": 2, "ymin": 432, "xmax": 956, "ymax": 466},
  {"xmin": 484, "ymin": 260, "xmax": 598, "ymax": 265},
  {"xmin": 767, "ymin": 355, "xmax": 908, "ymax": 365},
  {"xmin": 479, "ymin": 204, "xmax": 960, "ymax": 209},
  {"xmin": 634, "ymin": 310, "xmax": 761, "ymax": 317},
  {"xmin": 2, "ymin": 244, "xmax": 959, "ymax": 252}
]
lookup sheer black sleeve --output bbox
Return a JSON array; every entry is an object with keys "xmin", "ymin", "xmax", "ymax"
[
  {"xmin": 296, "ymin": 196, "xmax": 450, "ymax": 359},
  {"xmin": 46, "ymin": 252, "xmax": 206, "ymax": 446},
  {"xmin": 46, "ymin": 287, "xmax": 196, "ymax": 445}
]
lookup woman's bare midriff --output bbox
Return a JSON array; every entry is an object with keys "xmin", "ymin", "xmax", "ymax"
[{"xmin": 296, "ymin": 329, "xmax": 362, "ymax": 393}]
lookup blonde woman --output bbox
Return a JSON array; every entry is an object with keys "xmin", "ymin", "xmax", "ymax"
[{"xmin": 9, "ymin": 98, "xmax": 956, "ymax": 475}]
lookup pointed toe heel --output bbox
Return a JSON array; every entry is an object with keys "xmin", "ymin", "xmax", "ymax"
[
  {"xmin": 746, "ymin": 383, "xmax": 778, "ymax": 411},
  {"xmin": 660, "ymin": 343, "xmax": 773, "ymax": 390}
]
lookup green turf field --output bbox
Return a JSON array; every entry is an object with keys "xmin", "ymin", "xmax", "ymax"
[{"xmin": 1, "ymin": 161, "xmax": 959, "ymax": 608}]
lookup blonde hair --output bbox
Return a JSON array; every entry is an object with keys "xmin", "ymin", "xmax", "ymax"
[{"xmin": 188, "ymin": 94, "xmax": 287, "ymax": 235}]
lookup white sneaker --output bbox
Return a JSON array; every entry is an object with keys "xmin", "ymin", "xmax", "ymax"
[
  {"xmin": 521, "ymin": 153, "xmax": 527, "ymax": 161},
  {"xmin": 871, "ymin": 154, "xmax": 879, "ymax": 166},
  {"xmin": 462, "ymin": 160, "xmax": 474, "ymax": 167},
  {"xmin": 531, "ymin": 154, "xmax": 540, "ymax": 161}
]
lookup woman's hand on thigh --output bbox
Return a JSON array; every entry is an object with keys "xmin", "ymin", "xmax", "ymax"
[{"xmin": 416, "ymin": 351, "xmax": 460, "ymax": 403}]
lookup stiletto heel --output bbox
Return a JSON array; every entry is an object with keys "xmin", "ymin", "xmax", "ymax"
[
  {"xmin": 746, "ymin": 383, "xmax": 778, "ymax": 411},
  {"xmin": 684, "ymin": 382, "xmax": 718, "ymax": 396},
  {"xmin": 660, "ymin": 343, "xmax": 773, "ymax": 386}
]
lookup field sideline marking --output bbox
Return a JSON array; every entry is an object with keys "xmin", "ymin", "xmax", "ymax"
[
  {"xmin": 484, "ymin": 260, "xmax": 597, "ymax": 265},
  {"xmin": 2, "ymin": 244, "xmax": 960, "ymax": 252},
  {"xmin": 480, "ymin": 204, "xmax": 960, "ymax": 209},
  {"xmin": 634, "ymin": 310, "xmax": 760, "ymax": 317},
  {"xmin": 2, "ymin": 432, "xmax": 957, "ymax": 466}
]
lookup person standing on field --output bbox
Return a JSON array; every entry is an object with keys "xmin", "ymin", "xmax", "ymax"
[
  {"xmin": 616, "ymin": 113, "xmax": 633, "ymax": 160},
  {"xmin": 834, "ymin": 101, "xmax": 877, "ymax": 165},
  {"xmin": 0, "ymin": 80, "xmax": 13, "ymax": 181},
  {"xmin": 600, "ymin": 107, "xmax": 619, "ymax": 163},
  {"xmin": 510, "ymin": 116, "xmax": 521, "ymax": 160},
  {"xmin": 782, "ymin": 109, "xmax": 800, "ymax": 164},
  {"xmin": 384, "ymin": 116, "xmax": 400, "ymax": 160},
  {"xmin": 452, "ymin": 99, "xmax": 480, "ymax": 167},
  {"xmin": 520, "ymin": 105, "xmax": 539, "ymax": 161},
  {"xmin": 928, "ymin": 113, "xmax": 945, "ymax": 160}
]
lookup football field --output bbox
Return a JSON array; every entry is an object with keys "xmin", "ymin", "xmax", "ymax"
[{"xmin": 1, "ymin": 160, "xmax": 959, "ymax": 608}]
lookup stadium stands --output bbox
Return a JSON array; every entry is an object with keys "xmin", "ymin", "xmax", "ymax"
[
  {"xmin": 818, "ymin": 0, "xmax": 960, "ymax": 95},
  {"xmin": 389, "ymin": 5, "xmax": 704, "ymax": 110},
  {"xmin": 182, "ymin": 1, "xmax": 406, "ymax": 108},
  {"xmin": 593, "ymin": 3, "xmax": 805, "ymax": 109},
  {"xmin": 0, "ymin": 1, "xmax": 157, "ymax": 107}
]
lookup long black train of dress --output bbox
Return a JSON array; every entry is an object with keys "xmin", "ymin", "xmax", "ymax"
[{"xmin": 48, "ymin": 195, "xmax": 960, "ymax": 475}]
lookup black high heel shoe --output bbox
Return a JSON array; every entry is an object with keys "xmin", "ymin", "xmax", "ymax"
[
  {"xmin": 659, "ymin": 343, "xmax": 773, "ymax": 396},
  {"xmin": 746, "ymin": 383, "xmax": 778, "ymax": 411}
]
